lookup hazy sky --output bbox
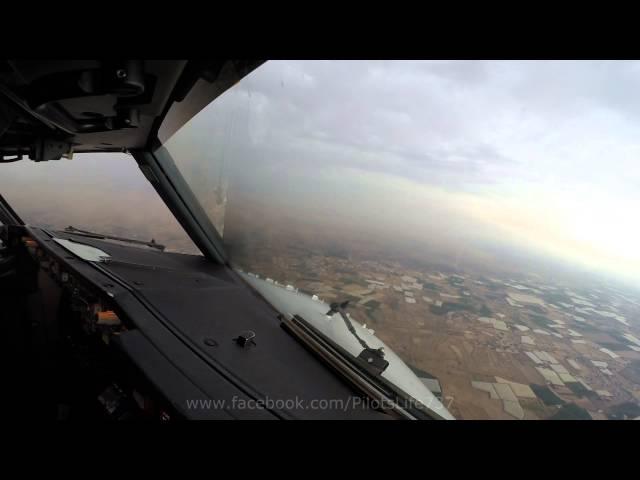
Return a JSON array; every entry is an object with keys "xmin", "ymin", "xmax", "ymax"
[{"xmin": 3, "ymin": 61, "xmax": 640, "ymax": 286}]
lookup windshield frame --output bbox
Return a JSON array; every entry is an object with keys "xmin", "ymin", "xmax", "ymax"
[{"xmin": 132, "ymin": 147, "xmax": 228, "ymax": 264}]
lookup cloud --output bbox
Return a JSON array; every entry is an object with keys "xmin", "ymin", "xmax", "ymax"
[{"xmin": 224, "ymin": 61, "xmax": 640, "ymax": 193}]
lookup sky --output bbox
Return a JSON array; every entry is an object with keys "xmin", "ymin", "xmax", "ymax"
[{"xmin": 2, "ymin": 60, "xmax": 640, "ymax": 286}]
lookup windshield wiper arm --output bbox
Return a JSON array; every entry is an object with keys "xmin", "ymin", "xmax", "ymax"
[
  {"xmin": 326, "ymin": 300, "xmax": 389, "ymax": 375},
  {"xmin": 64, "ymin": 226, "xmax": 165, "ymax": 251}
]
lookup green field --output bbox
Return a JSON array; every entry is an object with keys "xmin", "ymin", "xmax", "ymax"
[
  {"xmin": 340, "ymin": 276, "xmax": 370, "ymax": 288},
  {"xmin": 429, "ymin": 302, "xmax": 476, "ymax": 316},
  {"xmin": 550, "ymin": 403, "xmax": 592, "ymax": 420},
  {"xmin": 419, "ymin": 281, "xmax": 439, "ymax": 291},
  {"xmin": 607, "ymin": 402, "xmax": 640, "ymax": 420},
  {"xmin": 541, "ymin": 291, "xmax": 574, "ymax": 305},
  {"xmin": 528, "ymin": 314, "xmax": 553, "ymax": 328},
  {"xmin": 364, "ymin": 308, "xmax": 382, "ymax": 324},
  {"xmin": 597, "ymin": 342, "xmax": 629, "ymax": 352},
  {"xmin": 526, "ymin": 304, "xmax": 547, "ymax": 315},
  {"xmin": 565, "ymin": 382, "xmax": 599, "ymax": 400},
  {"xmin": 429, "ymin": 301, "xmax": 492, "ymax": 317},
  {"xmin": 530, "ymin": 384, "xmax": 565, "ymax": 406},
  {"xmin": 364, "ymin": 299, "xmax": 381, "ymax": 309}
]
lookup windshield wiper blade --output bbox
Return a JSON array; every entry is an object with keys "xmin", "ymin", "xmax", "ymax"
[
  {"xmin": 64, "ymin": 226, "xmax": 165, "ymax": 251},
  {"xmin": 281, "ymin": 314, "xmax": 440, "ymax": 420}
]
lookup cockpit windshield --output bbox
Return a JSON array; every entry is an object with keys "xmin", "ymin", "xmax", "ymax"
[{"xmin": 160, "ymin": 61, "xmax": 640, "ymax": 420}]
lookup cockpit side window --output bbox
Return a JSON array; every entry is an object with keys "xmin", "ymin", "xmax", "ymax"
[{"xmin": 0, "ymin": 152, "xmax": 200, "ymax": 255}]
